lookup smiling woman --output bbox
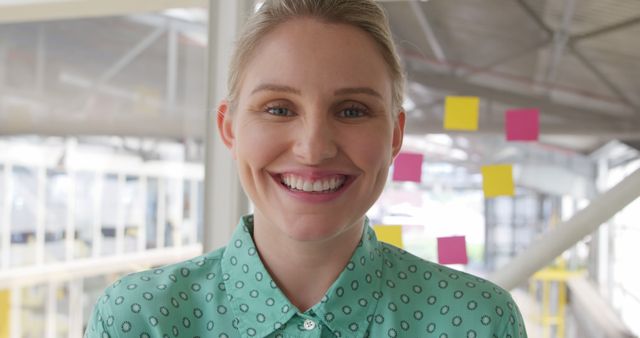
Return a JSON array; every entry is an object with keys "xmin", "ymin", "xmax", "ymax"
[{"xmin": 84, "ymin": 1, "xmax": 527, "ymax": 337}]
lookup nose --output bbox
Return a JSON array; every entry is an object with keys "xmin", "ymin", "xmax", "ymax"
[{"xmin": 292, "ymin": 115, "xmax": 338, "ymax": 164}]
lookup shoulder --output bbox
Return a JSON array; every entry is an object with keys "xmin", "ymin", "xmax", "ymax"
[
  {"xmin": 85, "ymin": 247, "xmax": 227, "ymax": 337},
  {"xmin": 105, "ymin": 246, "xmax": 226, "ymax": 298},
  {"xmin": 376, "ymin": 243, "xmax": 527, "ymax": 337},
  {"xmin": 379, "ymin": 242, "xmax": 510, "ymax": 297}
]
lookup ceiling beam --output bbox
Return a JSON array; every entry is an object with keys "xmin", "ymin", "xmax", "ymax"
[
  {"xmin": 407, "ymin": 69, "xmax": 638, "ymax": 124},
  {"xmin": 544, "ymin": 0, "xmax": 576, "ymax": 83},
  {"xmin": 408, "ymin": 1, "xmax": 447, "ymax": 63},
  {"xmin": 572, "ymin": 15, "xmax": 640, "ymax": 42},
  {"xmin": 0, "ymin": 0, "xmax": 207, "ymax": 24},
  {"xmin": 569, "ymin": 44, "xmax": 638, "ymax": 110},
  {"xmin": 515, "ymin": 0, "xmax": 554, "ymax": 36}
]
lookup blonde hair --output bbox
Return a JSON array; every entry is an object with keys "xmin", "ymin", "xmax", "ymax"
[{"xmin": 227, "ymin": 0, "xmax": 405, "ymax": 113}]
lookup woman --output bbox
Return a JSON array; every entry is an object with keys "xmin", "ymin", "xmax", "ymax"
[{"xmin": 85, "ymin": 0, "xmax": 528, "ymax": 337}]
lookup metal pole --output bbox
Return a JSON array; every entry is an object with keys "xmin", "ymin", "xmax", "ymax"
[
  {"xmin": 489, "ymin": 167, "xmax": 640, "ymax": 290},
  {"xmin": 408, "ymin": 1, "xmax": 446, "ymax": 63}
]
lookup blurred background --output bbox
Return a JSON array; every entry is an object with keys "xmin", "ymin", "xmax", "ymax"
[{"xmin": 0, "ymin": 1, "xmax": 639, "ymax": 337}]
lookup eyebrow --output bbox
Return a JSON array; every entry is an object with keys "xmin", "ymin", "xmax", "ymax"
[
  {"xmin": 251, "ymin": 84, "xmax": 301, "ymax": 95},
  {"xmin": 334, "ymin": 87, "xmax": 383, "ymax": 100},
  {"xmin": 251, "ymin": 83, "xmax": 383, "ymax": 100}
]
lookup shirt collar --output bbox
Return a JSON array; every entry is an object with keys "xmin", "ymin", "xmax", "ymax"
[
  {"xmin": 222, "ymin": 215, "xmax": 383, "ymax": 338},
  {"xmin": 222, "ymin": 215, "xmax": 297, "ymax": 338},
  {"xmin": 309, "ymin": 218, "xmax": 383, "ymax": 338}
]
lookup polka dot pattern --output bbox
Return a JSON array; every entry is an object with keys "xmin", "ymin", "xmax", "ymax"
[{"xmin": 84, "ymin": 215, "xmax": 528, "ymax": 338}]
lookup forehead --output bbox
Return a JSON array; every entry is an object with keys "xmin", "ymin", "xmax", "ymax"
[{"xmin": 239, "ymin": 18, "xmax": 392, "ymax": 102}]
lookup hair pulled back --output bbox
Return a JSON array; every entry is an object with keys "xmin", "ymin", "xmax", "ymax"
[{"xmin": 227, "ymin": 0, "xmax": 405, "ymax": 113}]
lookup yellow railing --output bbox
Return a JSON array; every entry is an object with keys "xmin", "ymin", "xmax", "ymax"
[
  {"xmin": 0, "ymin": 289, "xmax": 9, "ymax": 338},
  {"xmin": 529, "ymin": 261, "xmax": 585, "ymax": 338}
]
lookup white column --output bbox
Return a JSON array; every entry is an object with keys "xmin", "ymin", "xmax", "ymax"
[
  {"xmin": 203, "ymin": 0, "xmax": 251, "ymax": 252},
  {"xmin": 490, "ymin": 167, "xmax": 640, "ymax": 290}
]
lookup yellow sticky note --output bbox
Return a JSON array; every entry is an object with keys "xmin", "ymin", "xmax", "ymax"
[
  {"xmin": 373, "ymin": 225, "xmax": 403, "ymax": 248},
  {"xmin": 0, "ymin": 290, "xmax": 9, "ymax": 338},
  {"xmin": 482, "ymin": 164, "xmax": 515, "ymax": 197},
  {"xmin": 444, "ymin": 96, "xmax": 479, "ymax": 131}
]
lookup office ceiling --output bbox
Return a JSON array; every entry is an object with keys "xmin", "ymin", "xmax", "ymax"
[{"xmin": 381, "ymin": 0, "xmax": 640, "ymax": 152}]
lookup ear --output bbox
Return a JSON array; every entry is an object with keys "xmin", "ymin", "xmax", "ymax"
[
  {"xmin": 216, "ymin": 100, "xmax": 236, "ymax": 155},
  {"xmin": 391, "ymin": 110, "xmax": 405, "ymax": 162}
]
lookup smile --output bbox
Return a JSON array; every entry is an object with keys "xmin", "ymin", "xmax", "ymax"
[{"xmin": 279, "ymin": 174, "xmax": 347, "ymax": 193}]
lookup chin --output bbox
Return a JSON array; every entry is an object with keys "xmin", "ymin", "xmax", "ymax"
[{"xmin": 280, "ymin": 214, "xmax": 363, "ymax": 242}]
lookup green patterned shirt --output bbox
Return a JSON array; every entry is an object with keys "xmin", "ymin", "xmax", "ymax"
[{"xmin": 85, "ymin": 215, "xmax": 527, "ymax": 338}]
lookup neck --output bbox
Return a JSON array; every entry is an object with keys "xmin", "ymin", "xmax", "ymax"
[{"xmin": 252, "ymin": 214, "xmax": 364, "ymax": 312}]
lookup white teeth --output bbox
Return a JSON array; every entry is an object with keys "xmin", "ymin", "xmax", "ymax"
[
  {"xmin": 303, "ymin": 181, "xmax": 313, "ymax": 192},
  {"xmin": 281, "ymin": 174, "xmax": 346, "ymax": 193}
]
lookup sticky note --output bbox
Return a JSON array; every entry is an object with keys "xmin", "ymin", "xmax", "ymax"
[
  {"xmin": 373, "ymin": 225, "xmax": 403, "ymax": 249},
  {"xmin": 482, "ymin": 164, "xmax": 515, "ymax": 197},
  {"xmin": 444, "ymin": 96, "xmax": 479, "ymax": 131},
  {"xmin": 393, "ymin": 152, "xmax": 423, "ymax": 182},
  {"xmin": 437, "ymin": 236, "xmax": 468, "ymax": 265},
  {"xmin": 506, "ymin": 108, "xmax": 539, "ymax": 141}
]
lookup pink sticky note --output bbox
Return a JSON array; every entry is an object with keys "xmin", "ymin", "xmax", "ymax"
[
  {"xmin": 506, "ymin": 108, "xmax": 539, "ymax": 141},
  {"xmin": 437, "ymin": 236, "xmax": 468, "ymax": 265},
  {"xmin": 392, "ymin": 152, "xmax": 423, "ymax": 183}
]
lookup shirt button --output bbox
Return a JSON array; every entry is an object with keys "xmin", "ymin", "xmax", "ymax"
[{"xmin": 303, "ymin": 319, "xmax": 316, "ymax": 330}]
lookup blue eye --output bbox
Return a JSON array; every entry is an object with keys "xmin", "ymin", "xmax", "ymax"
[
  {"xmin": 265, "ymin": 106, "xmax": 293, "ymax": 116},
  {"xmin": 339, "ymin": 107, "xmax": 367, "ymax": 118}
]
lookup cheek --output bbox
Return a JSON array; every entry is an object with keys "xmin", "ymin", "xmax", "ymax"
[
  {"xmin": 343, "ymin": 128, "xmax": 394, "ymax": 169},
  {"xmin": 235, "ymin": 120, "xmax": 288, "ymax": 168}
]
